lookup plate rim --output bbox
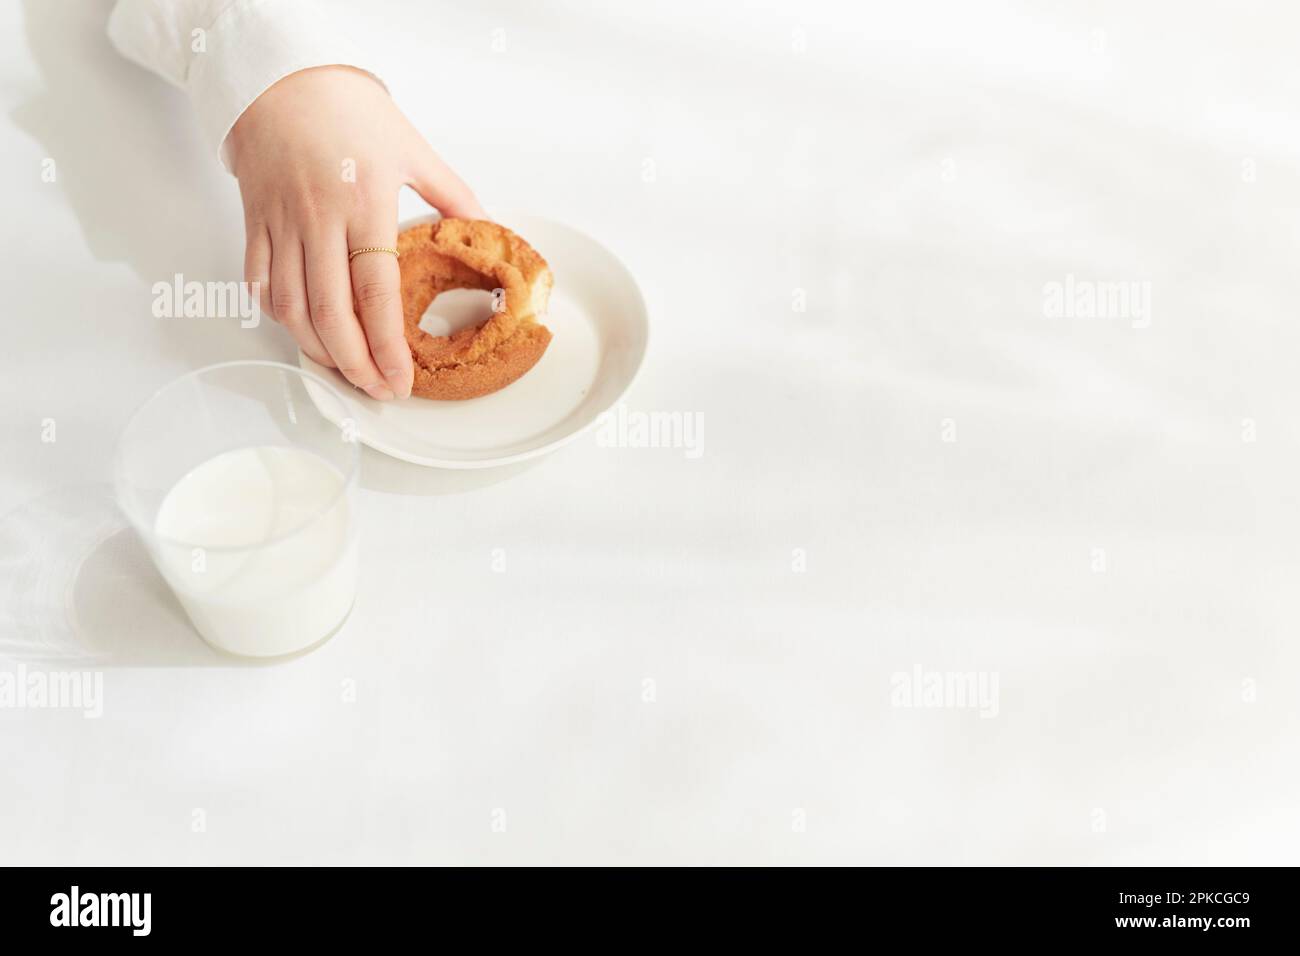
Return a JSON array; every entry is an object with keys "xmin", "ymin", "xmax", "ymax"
[{"xmin": 299, "ymin": 212, "xmax": 649, "ymax": 469}]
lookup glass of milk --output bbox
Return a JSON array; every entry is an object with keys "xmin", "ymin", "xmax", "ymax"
[{"xmin": 114, "ymin": 361, "xmax": 360, "ymax": 658}]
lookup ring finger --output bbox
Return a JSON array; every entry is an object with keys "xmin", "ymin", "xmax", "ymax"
[{"xmin": 304, "ymin": 227, "xmax": 393, "ymax": 400}]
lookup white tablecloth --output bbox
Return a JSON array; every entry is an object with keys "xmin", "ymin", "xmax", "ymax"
[{"xmin": 2, "ymin": 0, "xmax": 1297, "ymax": 865}]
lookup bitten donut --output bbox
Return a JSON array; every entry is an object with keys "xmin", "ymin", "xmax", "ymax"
[{"xmin": 398, "ymin": 219, "xmax": 553, "ymax": 400}]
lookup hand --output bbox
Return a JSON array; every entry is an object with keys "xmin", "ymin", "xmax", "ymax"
[{"xmin": 228, "ymin": 66, "xmax": 485, "ymax": 400}]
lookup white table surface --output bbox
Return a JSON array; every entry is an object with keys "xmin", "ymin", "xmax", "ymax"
[{"xmin": 2, "ymin": 0, "xmax": 1298, "ymax": 865}]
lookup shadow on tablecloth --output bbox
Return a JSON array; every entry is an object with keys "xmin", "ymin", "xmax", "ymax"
[{"xmin": 0, "ymin": 484, "xmax": 241, "ymax": 667}]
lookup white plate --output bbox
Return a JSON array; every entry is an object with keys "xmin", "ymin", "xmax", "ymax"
[{"xmin": 299, "ymin": 214, "xmax": 649, "ymax": 469}]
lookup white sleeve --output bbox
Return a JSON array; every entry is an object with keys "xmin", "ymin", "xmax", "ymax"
[{"xmin": 107, "ymin": 0, "xmax": 384, "ymax": 173}]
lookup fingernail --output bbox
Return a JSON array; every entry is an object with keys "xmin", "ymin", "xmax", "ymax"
[
  {"xmin": 364, "ymin": 383, "xmax": 394, "ymax": 401},
  {"xmin": 383, "ymin": 369, "xmax": 410, "ymax": 399}
]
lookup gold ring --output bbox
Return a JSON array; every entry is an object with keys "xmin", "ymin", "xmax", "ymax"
[{"xmin": 348, "ymin": 246, "xmax": 399, "ymax": 262}]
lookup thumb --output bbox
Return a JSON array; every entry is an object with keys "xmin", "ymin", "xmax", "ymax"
[{"xmin": 407, "ymin": 143, "xmax": 487, "ymax": 220}]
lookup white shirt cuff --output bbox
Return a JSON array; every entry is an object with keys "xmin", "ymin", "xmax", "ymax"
[{"xmin": 110, "ymin": 0, "xmax": 384, "ymax": 173}]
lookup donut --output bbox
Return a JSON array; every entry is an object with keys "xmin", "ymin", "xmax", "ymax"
[{"xmin": 398, "ymin": 219, "xmax": 553, "ymax": 400}]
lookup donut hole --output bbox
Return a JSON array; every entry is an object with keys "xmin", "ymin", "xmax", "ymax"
[{"xmin": 417, "ymin": 288, "xmax": 498, "ymax": 338}]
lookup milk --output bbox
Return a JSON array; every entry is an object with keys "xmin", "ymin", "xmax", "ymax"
[{"xmin": 152, "ymin": 446, "xmax": 357, "ymax": 657}]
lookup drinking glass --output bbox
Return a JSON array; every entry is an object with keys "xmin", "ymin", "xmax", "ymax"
[{"xmin": 114, "ymin": 361, "xmax": 360, "ymax": 658}]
